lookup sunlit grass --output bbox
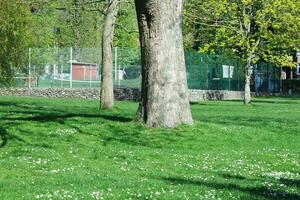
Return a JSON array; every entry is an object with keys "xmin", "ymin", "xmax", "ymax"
[{"xmin": 0, "ymin": 96, "xmax": 299, "ymax": 199}]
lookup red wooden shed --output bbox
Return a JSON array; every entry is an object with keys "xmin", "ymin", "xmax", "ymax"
[{"xmin": 71, "ymin": 62, "xmax": 98, "ymax": 81}]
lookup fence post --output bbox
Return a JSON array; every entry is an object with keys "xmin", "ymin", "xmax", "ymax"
[
  {"xmin": 237, "ymin": 61, "xmax": 240, "ymax": 91},
  {"xmin": 70, "ymin": 47, "xmax": 73, "ymax": 88},
  {"xmin": 228, "ymin": 63, "xmax": 231, "ymax": 91},
  {"xmin": 114, "ymin": 47, "xmax": 118, "ymax": 82},
  {"xmin": 33, "ymin": 65, "xmax": 36, "ymax": 88},
  {"xmin": 28, "ymin": 48, "xmax": 32, "ymax": 89},
  {"xmin": 280, "ymin": 67, "xmax": 282, "ymax": 93},
  {"xmin": 51, "ymin": 65, "xmax": 53, "ymax": 88},
  {"xmin": 89, "ymin": 65, "xmax": 92, "ymax": 88},
  {"xmin": 118, "ymin": 64, "xmax": 121, "ymax": 87},
  {"xmin": 209, "ymin": 62, "xmax": 212, "ymax": 91},
  {"xmin": 61, "ymin": 64, "xmax": 63, "ymax": 88},
  {"xmin": 188, "ymin": 51, "xmax": 192, "ymax": 88},
  {"xmin": 267, "ymin": 63, "xmax": 269, "ymax": 93},
  {"xmin": 218, "ymin": 63, "xmax": 221, "ymax": 90}
]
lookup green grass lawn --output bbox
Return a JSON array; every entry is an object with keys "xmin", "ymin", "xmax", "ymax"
[{"xmin": 0, "ymin": 96, "xmax": 299, "ymax": 200}]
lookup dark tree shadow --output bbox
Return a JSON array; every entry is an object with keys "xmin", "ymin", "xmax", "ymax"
[
  {"xmin": 100, "ymin": 124, "xmax": 159, "ymax": 148},
  {"xmin": 0, "ymin": 100, "xmax": 185, "ymax": 148},
  {"xmin": 0, "ymin": 104, "xmax": 194, "ymax": 148},
  {"xmin": 0, "ymin": 126, "xmax": 8, "ymax": 147},
  {"xmin": 218, "ymin": 172, "xmax": 247, "ymax": 180},
  {"xmin": 279, "ymin": 178, "xmax": 300, "ymax": 188},
  {"xmin": 99, "ymin": 123, "xmax": 193, "ymax": 148},
  {"xmin": 195, "ymin": 114, "xmax": 298, "ymax": 135},
  {"xmin": 0, "ymin": 124, "xmax": 30, "ymax": 148},
  {"xmin": 0, "ymin": 101, "xmax": 63, "ymax": 112},
  {"xmin": 162, "ymin": 176, "xmax": 300, "ymax": 200},
  {"xmin": 1, "ymin": 112, "xmax": 132, "ymax": 124},
  {"xmin": 0, "ymin": 112, "xmax": 133, "ymax": 147},
  {"xmin": 252, "ymin": 99, "xmax": 300, "ymax": 104},
  {"xmin": 0, "ymin": 100, "xmax": 133, "ymax": 124},
  {"xmin": 0, "ymin": 99, "xmax": 134, "ymax": 147}
]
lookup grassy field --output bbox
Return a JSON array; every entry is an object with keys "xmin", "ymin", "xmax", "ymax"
[
  {"xmin": 0, "ymin": 96, "xmax": 299, "ymax": 200},
  {"xmin": 35, "ymin": 79, "xmax": 140, "ymax": 89}
]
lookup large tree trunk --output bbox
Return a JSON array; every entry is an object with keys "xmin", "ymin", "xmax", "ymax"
[
  {"xmin": 100, "ymin": 0, "xmax": 119, "ymax": 109},
  {"xmin": 134, "ymin": 0, "xmax": 193, "ymax": 128},
  {"xmin": 244, "ymin": 61, "xmax": 252, "ymax": 104}
]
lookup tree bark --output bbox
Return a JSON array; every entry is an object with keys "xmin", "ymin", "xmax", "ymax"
[
  {"xmin": 244, "ymin": 61, "xmax": 252, "ymax": 104},
  {"xmin": 243, "ymin": 38, "xmax": 260, "ymax": 105},
  {"xmin": 100, "ymin": 0, "xmax": 119, "ymax": 109},
  {"xmin": 134, "ymin": 0, "xmax": 193, "ymax": 128}
]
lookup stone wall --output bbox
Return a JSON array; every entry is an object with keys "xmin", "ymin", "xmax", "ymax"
[
  {"xmin": 0, "ymin": 88, "xmax": 140, "ymax": 101},
  {"xmin": 0, "ymin": 88, "xmax": 246, "ymax": 102},
  {"xmin": 189, "ymin": 90, "xmax": 244, "ymax": 102}
]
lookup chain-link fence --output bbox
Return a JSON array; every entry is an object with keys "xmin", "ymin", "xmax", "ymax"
[
  {"xmin": 9, "ymin": 47, "xmax": 281, "ymax": 93},
  {"xmin": 185, "ymin": 50, "xmax": 281, "ymax": 93},
  {"xmin": 185, "ymin": 50, "xmax": 245, "ymax": 91},
  {"xmin": 252, "ymin": 62, "xmax": 282, "ymax": 93},
  {"xmin": 13, "ymin": 47, "xmax": 140, "ymax": 89}
]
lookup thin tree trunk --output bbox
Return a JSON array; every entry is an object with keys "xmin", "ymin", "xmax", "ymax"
[
  {"xmin": 100, "ymin": 0, "xmax": 119, "ymax": 109},
  {"xmin": 244, "ymin": 61, "xmax": 252, "ymax": 104},
  {"xmin": 243, "ymin": 37, "xmax": 260, "ymax": 105},
  {"xmin": 135, "ymin": 0, "xmax": 193, "ymax": 128}
]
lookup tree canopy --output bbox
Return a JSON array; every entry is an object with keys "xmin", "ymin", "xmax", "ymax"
[
  {"xmin": 1, "ymin": 0, "xmax": 299, "ymax": 87},
  {"xmin": 0, "ymin": 0, "xmax": 32, "ymax": 85},
  {"xmin": 184, "ymin": 0, "xmax": 300, "ymax": 67},
  {"xmin": 184, "ymin": 0, "xmax": 300, "ymax": 103}
]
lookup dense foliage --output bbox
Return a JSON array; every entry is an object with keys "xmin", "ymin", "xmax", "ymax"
[
  {"xmin": 1, "ymin": 0, "xmax": 299, "ymax": 84},
  {"xmin": 0, "ymin": 0, "xmax": 32, "ymax": 85},
  {"xmin": 0, "ymin": 0, "xmax": 138, "ymax": 84},
  {"xmin": 183, "ymin": 0, "xmax": 300, "ymax": 67}
]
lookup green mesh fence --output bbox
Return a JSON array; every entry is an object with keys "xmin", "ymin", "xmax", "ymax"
[
  {"xmin": 253, "ymin": 62, "xmax": 281, "ymax": 93},
  {"xmin": 9, "ymin": 48, "xmax": 281, "ymax": 93},
  {"xmin": 112, "ymin": 47, "xmax": 141, "ymax": 88},
  {"xmin": 185, "ymin": 50, "xmax": 281, "ymax": 92},
  {"xmin": 185, "ymin": 50, "xmax": 244, "ymax": 91}
]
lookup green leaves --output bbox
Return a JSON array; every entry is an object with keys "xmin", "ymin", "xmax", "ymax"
[
  {"xmin": 183, "ymin": 0, "xmax": 300, "ymax": 67},
  {"xmin": 0, "ymin": 0, "xmax": 32, "ymax": 85}
]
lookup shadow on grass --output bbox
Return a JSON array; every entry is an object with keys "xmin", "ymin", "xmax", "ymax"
[
  {"xmin": 1, "ymin": 100, "xmax": 192, "ymax": 148},
  {"xmin": 0, "ymin": 110, "xmax": 133, "ymax": 142},
  {"xmin": 100, "ymin": 124, "xmax": 183, "ymax": 148},
  {"xmin": 0, "ymin": 127, "xmax": 8, "ymax": 147},
  {"xmin": 101, "ymin": 125, "xmax": 147, "ymax": 147},
  {"xmin": 0, "ymin": 100, "xmax": 132, "ymax": 123},
  {"xmin": 2, "ymin": 112, "xmax": 132, "ymax": 123},
  {"xmin": 279, "ymin": 178, "xmax": 300, "ymax": 188},
  {"xmin": 0, "ymin": 124, "xmax": 30, "ymax": 148},
  {"xmin": 162, "ymin": 176, "xmax": 300, "ymax": 200},
  {"xmin": 2, "ymin": 113, "xmax": 134, "ymax": 146},
  {"xmin": 0, "ymin": 100, "xmax": 135, "ymax": 147},
  {"xmin": 196, "ymin": 114, "xmax": 299, "ymax": 134},
  {"xmin": 0, "ymin": 101, "xmax": 63, "ymax": 112},
  {"xmin": 218, "ymin": 172, "xmax": 247, "ymax": 180},
  {"xmin": 252, "ymin": 99, "xmax": 300, "ymax": 104}
]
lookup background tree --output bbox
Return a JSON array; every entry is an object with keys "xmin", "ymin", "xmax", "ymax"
[
  {"xmin": 184, "ymin": 0, "xmax": 300, "ymax": 104},
  {"xmin": 0, "ymin": 0, "xmax": 32, "ymax": 86},
  {"xmin": 114, "ymin": 0, "xmax": 138, "ymax": 48},
  {"xmin": 100, "ymin": 0, "xmax": 119, "ymax": 109},
  {"xmin": 134, "ymin": 0, "xmax": 193, "ymax": 128}
]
